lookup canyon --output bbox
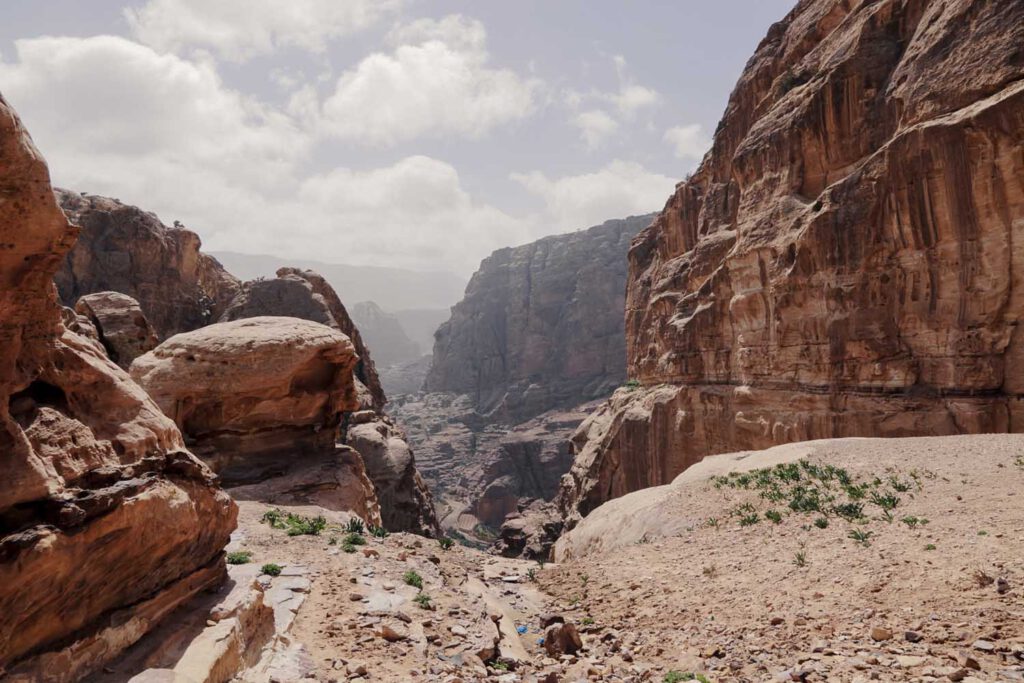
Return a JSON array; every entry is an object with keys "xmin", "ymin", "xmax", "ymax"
[
  {"xmin": 391, "ymin": 215, "xmax": 651, "ymax": 546},
  {"xmin": 2, "ymin": 0, "xmax": 1024, "ymax": 681}
]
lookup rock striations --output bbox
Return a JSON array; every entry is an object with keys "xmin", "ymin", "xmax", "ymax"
[
  {"xmin": 0, "ymin": 94, "xmax": 236, "ymax": 681},
  {"xmin": 558, "ymin": 0, "xmax": 1024, "ymax": 526},
  {"xmin": 426, "ymin": 216, "xmax": 652, "ymax": 422},
  {"xmin": 55, "ymin": 190, "xmax": 240, "ymax": 338}
]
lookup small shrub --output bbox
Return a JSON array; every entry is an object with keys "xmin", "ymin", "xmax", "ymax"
[
  {"xmin": 833, "ymin": 502, "xmax": 865, "ymax": 521},
  {"xmin": 438, "ymin": 537, "xmax": 455, "ymax": 551},
  {"xmin": 901, "ymin": 516, "xmax": 928, "ymax": 528},
  {"xmin": 492, "ymin": 660, "xmax": 509, "ymax": 671},
  {"xmin": 261, "ymin": 508, "xmax": 285, "ymax": 529},
  {"xmin": 848, "ymin": 529, "xmax": 872, "ymax": 547},
  {"xmin": 226, "ymin": 551, "xmax": 251, "ymax": 565},
  {"xmin": 765, "ymin": 509, "xmax": 783, "ymax": 524},
  {"xmin": 413, "ymin": 592, "xmax": 432, "ymax": 609},
  {"xmin": 793, "ymin": 551, "xmax": 807, "ymax": 568},
  {"xmin": 624, "ymin": 379, "xmax": 642, "ymax": 391},
  {"xmin": 527, "ymin": 568, "xmax": 536, "ymax": 582},
  {"xmin": 369, "ymin": 525, "xmax": 389, "ymax": 538},
  {"xmin": 581, "ymin": 616, "xmax": 594, "ymax": 626},
  {"xmin": 328, "ymin": 536, "xmax": 338, "ymax": 546},
  {"xmin": 924, "ymin": 543, "xmax": 936, "ymax": 551},
  {"xmin": 870, "ymin": 491, "xmax": 900, "ymax": 511},
  {"xmin": 342, "ymin": 543, "xmax": 357, "ymax": 554},
  {"xmin": 580, "ymin": 573, "xmax": 590, "ymax": 587},
  {"xmin": 403, "ymin": 570, "xmax": 424, "ymax": 589},
  {"xmin": 706, "ymin": 517, "xmax": 720, "ymax": 529},
  {"xmin": 977, "ymin": 530, "xmax": 988, "ymax": 536},
  {"xmin": 344, "ymin": 532, "xmax": 366, "ymax": 546},
  {"xmin": 663, "ymin": 673, "xmax": 707, "ymax": 683},
  {"xmin": 345, "ymin": 518, "xmax": 365, "ymax": 534},
  {"xmin": 813, "ymin": 517, "xmax": 829, "ymax": 529},
  {"xmin": 286, "ymin": 514, "xmax": 327, "ymax": 536},
  {"xmin": 739, "ymin": 513, "xmax": 760, "ymax": 527},
  {"xmin": 261, "ymin": 563, "xmax": 283, "ymax": 577}
]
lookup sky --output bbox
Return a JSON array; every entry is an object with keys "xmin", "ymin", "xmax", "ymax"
[{"xmin": 0, "ymin": 0, "xmax": 794, "ymax": 276}]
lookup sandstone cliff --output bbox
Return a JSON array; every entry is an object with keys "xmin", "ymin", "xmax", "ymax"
[
  {"xmin": 425, "ymin": 216, "xmax": 652, "ymax": 421},
  {"xmin": 55, "ymin": 190, "xmax": 240, "ymax": 338},
  {"xmin": 218, "ymin": 271, "xmax": 439, "ymax": 535},
  {"xmin": 559, "ymin": 0, "xmax": 1024, "ymax": 525},
  {"xmin": 74, "ymin": 291, "xmax": 159, "ymax": 370},
  {"xmin": 350, "ymin": 300, "xmax": 422, "ymax": 367},
  {"xmin": 0, "ymin": 94, "xmax": 236, "ymax": 680}
]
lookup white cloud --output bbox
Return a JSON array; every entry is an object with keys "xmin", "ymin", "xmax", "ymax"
[
  {"xmin": 125, "ymin": 0, "xmax": 401, "ymax": 61},
  {"xmin": 313, "ymin": 15, "xmax": 539, "ymax": 146},
  {"xmin": 0, "ymin": 35, "xmax": 530, "ymax": 274},
  {"xmin": 573, "ymin": 109, "xmax": 618, "ymax": 149},
  {"xmin": 511, "ymin": 161, "xmax": 675, "ymax": 231},
  {"xmin": 664, "ymin": 124, "xmax": 710, "ymax": 162},
  {"xmin": 612, "ymin": 84, "xmax": 660, "ymax": 117}
]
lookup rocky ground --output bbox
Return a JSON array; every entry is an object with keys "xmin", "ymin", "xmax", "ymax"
[{"xmin": 124, "ymin": 434, "xmax": 1024, "ymax": 683}]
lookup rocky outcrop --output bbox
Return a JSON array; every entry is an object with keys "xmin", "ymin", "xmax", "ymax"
[
  {"xmin": 218, "ymin": 271, "xmax": 438, "ymax": 535},
  {"xmin": 129, "ymin": 317, "xmax": 379, "ymax": 523},
  {"xmin": 55, "ymin": 190, "xmax": 240, "ymax": 338},
  {"xmin": 220, "ymin": 268, "xmax": 386, "ymax": 411},
  {"xmin": 74, "ymin": 291, "xmax": 158, "ymax": 369},
  {"xmin": 425, "ymin": 216, "xmax": 651, "ymax": 422},
  {"xmin": 558, "ymin": 0, "xmax": 1024, "ymax": 526},
  {"xmin": 0, "ymin": 94, "xmax": 236, "ymax": 680},
  {"xmin": 351, "ymin": 301, "xmax": 421, "ymax": 366}
]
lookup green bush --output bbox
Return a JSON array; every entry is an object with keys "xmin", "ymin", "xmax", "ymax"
[
  {"xmin": 403, "ymin": 570, "xmax": 423, "ymax": 589},
  {"xmin": 413, "ymin": 592, "xmax": 432, "ymax": 609},
  {"xmin": 344, "ymin": 532, "xmax": 366, "ymax": 546},
  {"xmin": 261, "ymin": 563, "xmax": 283, "ymax": 577},
  {"xmin": 226, "ymin": 551, "xmax": 251, "ymax": 565},
  {"xmin": 369, "ymin": 525, "xmax": 389, "ymax": 538},
  {"xmin": 261, "ymin": 508, "xmax": 327, "ymax": 536},
  {"xmin": 345, "ymin": 518, "xmax": 365, "ymax": 534},
  {"xmin": 438, "ymin": 537, "xmax": 455, "ymax": 550}
]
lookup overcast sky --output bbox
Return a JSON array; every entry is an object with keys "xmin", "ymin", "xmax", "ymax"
[{"xmin": 1, "ymin": 0, "xmax": 793, "ymax": 275}]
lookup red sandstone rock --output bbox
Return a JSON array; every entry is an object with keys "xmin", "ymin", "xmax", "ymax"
[
  {"xmin": 559, "ymin": 0, "xmax": 1024, "ymax": 525},
  {"xmin": 75, "ymin": 291, "xmax": 159, "ymax": 369},
  {"xmin": 0, "ymin": 93, "xmax": 236, "ymax": 680}
]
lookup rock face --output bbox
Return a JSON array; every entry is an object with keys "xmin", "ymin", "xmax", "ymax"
[
  {"xmin": 55, "ymin": 190, "xmax": 240, "ymax": 338},
  {"xmin": 74, "ymin": 291, "xmax": 159, "ymax": 369},
  {"xmin": 558, "ymin": 0, "xmax": 1024, "ymax": 526},
  {"xmin": 0, "ymin": 94, "xmax": 236, "ymax": 680},
  {"xmin": 350, "ymin": 300, "xmax": 421, "ymax": 366},
  {"xmin": 218, "ymin": 271, "xmax": 438, "ymax": 534},
  {"xmin": 425, "ymin": 216, "xmax": 651, "ymax": 422}
]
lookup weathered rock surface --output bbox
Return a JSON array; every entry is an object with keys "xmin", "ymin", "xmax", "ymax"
[
  {"xmin": 55, "ymin": 190, "xmax": 240, "ymax": 338},
  {"xmin": 0, "ymin": 93, "xmax": 236, "ymax": 680},
  {"xmin": 425, "ymin": 215, "xmax": 650, "ymax": 422},
  {"xmin": 559, "ymin": 0, "xmax": 1024, "ymax": 524},
  {"xmin": 351, "ymin": 300, "xmax": 421, "ymax": 366},
  {"xmin": 130, "ymin": 316, "xmax": 382, "ymax": 525},
  {"xmin": 492, "ymin": 500, "xmax": 564, "ymax": 562},
  {"xmin": 74, "ymin": 291, "xmax": 158, "ymax": 369},
  {"xmin": 376, "ymin": 354, "xmax": 432, "ymax": 398},
  {"xmin": 218, "ymin": 270, "xmax": 438, "ymax": 534}
]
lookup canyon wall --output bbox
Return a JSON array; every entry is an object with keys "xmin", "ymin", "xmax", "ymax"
[
  {"xmin": 0, "ymin": 94, "xmax": 235, "ymax": 680},
  {"xmin": 559, "ymin": 0, "xmax": 1024, "ymax": 525},
  {"xmin": 55, "ymin": 190, "xmax": 240, "ymax": 338},
  {"xmin": 394, "ymin": 217, "xmax": 649, "ymax": 543},
  {"xmin": 425, "ymin": 216, "xmax": 652, "ymax": 421}
]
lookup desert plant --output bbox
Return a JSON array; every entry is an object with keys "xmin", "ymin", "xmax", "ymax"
[
  {"xmin": 438, "ymin": 536, "xmax": 455, "ymax": 550},
  {"xmin": 581, "ymin": 616, "xmax": 595, "ymax": 626},
  {"xmin": 344, "ymin": 532, "xmax": 366, "ymax": 546},
  {"xmin": 765, "ymin": 509, "xmax": 783, "ymax": 524},
  {"xmin": 413, "ymin": 592, "xmax": 432, "ymax": 609},
  {"xmin": 342, "ymin": 543, "xmax": 357, "ymax": 553},
  {"xmin": 624, "ymin": 379, "xmax": 641, "ymax": 391},
  {"xmin": 793, "ymin": 551, "xmax": 807, "ymax": 568},
  {"xmin": 813, "ymin": 517, "xmax": 829, "ymax": 529},
  {"xmin": 833, "ymin": 502, "xmax": 865, "ymax": 521},
  {"xmin": 286, "ymin": 514, "xmax": 326, "ymax": 536},
  {"xmin": 261, "ymin": 508, "xmax": 285, "ymax": 528},
  {"xmin": 403, "ymin": 570, "xmax": 424, "ymax": 590},
  {"xmin": 901, "ymin": 516, "xmax": 927, "ymax": 528},
  {"xmin": 870, "ymin": 491, "xmax": 900, "ymax": 511},
  {"xmin": 739, "ymin": 513, "xmax": 760, "ymax": 527},
  {"xmin": 369, "ymin": 525, "xmax": 389, "ymax": 538},
  {"xmin": 702, "ymin": 564, "xmax": 717, "ymax": 579},
  {"xmin": 526, "ymin": 568, "xmax": 536, "ymax": 582},
  {"xmin": 226, "ymin": 551, "xmax": 251, "ymax": 565},
  {"xmin": 580, "ymin": 573, "xmax": 590, "ymax": 587},
  {"xmin": 345, "ymin": 518, "xmax": 365, "ymax": 534},
  {"xmin": 706, "ymin": 517, "xmax": 720, "ymax": 529},
  {"xmin": 261, "ymin": 563, "xmax": 283, "ymax": 577},
  {"xmin": 925, "ymin": 543, "xmax": 937, "ymax": 551},
  {"xmin": 848, "ymin": 529, "xmax": 872, "ymax": 546}
]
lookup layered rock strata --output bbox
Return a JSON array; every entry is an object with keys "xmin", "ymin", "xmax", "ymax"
[
  {"xmin": 55, "ymin": 190, "xmax": 240, "ymax": 338},
  {"xmin": 558, "ymin": 0, "xmax": 1024, "ymax": 526},
  {"xmin": 0, "ymin": 94, "xmax": 236, "ymax": 681},
  {"xmin": 130, "ymin": 316, "xmax": 382, "ymax": 525},
  {"xmin": 425, "ymin": 216, "xmax": 652, "ymax": 421}
]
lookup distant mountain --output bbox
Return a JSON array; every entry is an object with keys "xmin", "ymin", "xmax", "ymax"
[
  {"xmin": 210, "ymin": 251, "xmax": 467, "ymax": 311},
  {"xmin": 350, "ymin": 301, "xmax": 421, "ymax": 366},
  {"xmin": 392, "ymin": 308, "xmax": 451, "ymax": 357}
]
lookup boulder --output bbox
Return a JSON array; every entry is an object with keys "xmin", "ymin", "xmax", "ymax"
[
  {"xmin": 130, "ymin": 316, "xmax": 382, "ymax": 524},
  {"xmin": 75, "ymin": 291, "xmax": 158, "ymax": 369},
  {"xmin": 558, "ymin": 0, "xmax": 1024, "ymax": 523},
  {"xmin": 0, "ymin": 93, "xmax": 236, "ymax": 681}
]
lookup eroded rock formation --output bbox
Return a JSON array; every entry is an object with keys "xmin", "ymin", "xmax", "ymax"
[
  {"xmin": 219, "ymin": 270, "xmax": 438, "ymax": 534},
  {"xmin": 559, "ymin": 0, "xmax": 1024, "ymax": 526},
  {"xmin": 350, "ymin": 300, "xmax": 421, "ymax": 367},
  {"xmin": 129, "ymin": 316, "xmax": 381, "ymax": 525},
  {"xmin": 0, "ymin": 94, "xmax": 236, "ymax": 680},
  {"xmin": 55, "ymin": 190, "xmax": 240, "ymax": 338},
  {"xmin": 74, "ymin": 291, "xmax": 158, "ymax": 369},
  {"xmin": 425, "ymin": 216, "xmax": 651, "ymax": 421}
]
